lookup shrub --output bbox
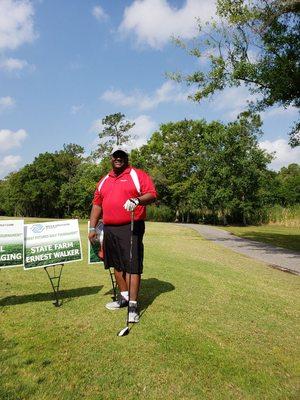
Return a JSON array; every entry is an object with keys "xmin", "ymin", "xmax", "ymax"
[{"xmin": 146, "ymin": 205, "xmax": 175, "ymax": 222}]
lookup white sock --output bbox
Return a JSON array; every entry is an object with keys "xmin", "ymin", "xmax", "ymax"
[
  {"xmin": 121, "ymin": 291, "xmax": 128, "ymax": 301},
  {"xmin": 129, "ymin": 300, "xmax": 137, "ymax": 306}
]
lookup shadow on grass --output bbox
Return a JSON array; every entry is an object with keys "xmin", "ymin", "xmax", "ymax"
[
  {"xmin": 0, "ymin": 285, "xmax": 103, "ymax": 307},
  {"xmin": 211, "ymin": 234, "xmax": 300, "ymax": 257},
  {"xmin": 139, "ymin": 277, "xmax": 175, "ymax": 318},
  {"xmin": 233, "ymin": 231, "xmax": 300, "ymax": 253}
]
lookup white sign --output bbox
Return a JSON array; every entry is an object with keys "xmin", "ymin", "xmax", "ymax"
[
  {"xmin": 24, "ymin": 220, "xmax": 82, "ymax": 270},
  {"xmin": 0, "ymin": 220, "xmax": 24, "ymax": 269},
  {"xmin": 88, "ymin": 221, "xmax": 104, "ymax": 264}
]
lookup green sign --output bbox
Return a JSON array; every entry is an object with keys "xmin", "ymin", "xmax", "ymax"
[
  {"xmin": 88, "ymin": 221, "xmax": 104, "ymax": 264},
  {"xmin": 24, "ymin": 220, "xmax": 82, "ymax": 270},
  {"xmin": 0, "ymin": 220, "xmax": 24, "ymax": 269}
]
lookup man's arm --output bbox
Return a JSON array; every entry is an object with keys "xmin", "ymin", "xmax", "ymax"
[
  {"xmin": 137, "ymin": 193, "xmax": 156, "ymax": 206},
  {"xmin": 88, "ymin": 204, "xmax": 102, "ymax": 242}
]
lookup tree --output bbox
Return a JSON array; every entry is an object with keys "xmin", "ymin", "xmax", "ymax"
[
  {"xmin": 59, "ymin": 162, "xmax": 104, "ymax": 218},
  {"xmin": 132, "ymin": 114, "xmax": 272, "ymax": 224},
  {"xmin": 0, "ymin": 144, "xmax": 87, "ymax": 218},
  {"xmin": 277, "ymin": 163, "xmax": 300, "ymax": 205},
  {"xmin": 171, "ymin": 0, "xmax": 300, "ymax": 146},
  {"xmin": 92, "ymin": 113, "xmax": 135, "ymax": 159}
]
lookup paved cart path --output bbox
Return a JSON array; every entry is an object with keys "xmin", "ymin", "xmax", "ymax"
[{"xmin": 178, "ymin": 224, "xmax": 300, "ymax": 275}]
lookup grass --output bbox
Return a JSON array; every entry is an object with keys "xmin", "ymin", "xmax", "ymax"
[
  {"xmin": 222, "ymin": 225, "xmax": 300, "ymax": 252},
  {"xmin": 0, "ymin": 218, "xmax": 299, "ymax": 399},
  {"xmin": 266, "ymin": 205, "xmax": 300, "ymax": 228}
]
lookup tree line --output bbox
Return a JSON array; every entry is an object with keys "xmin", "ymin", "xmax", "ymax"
[
  {"xmin": 0, "ymin": 113, "xmax": 299, "ymax": 225},
  {"xmin": 1, "ymin": 1, "xmax": 299, "ymax": 223}
]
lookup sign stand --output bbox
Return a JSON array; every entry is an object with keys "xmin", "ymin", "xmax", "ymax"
[
  {"xmin": 44, "ymin": 264, "xmax": 64, "ymax": 307},
  {"xmin": 108, "ymin": 267, "xmax": 117, "ymax": 301}
]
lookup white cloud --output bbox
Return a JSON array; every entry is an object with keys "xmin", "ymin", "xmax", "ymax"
[
  {"xmin": 101, "ymin": 89, "xmax": 136, "ymax": 108},
  {"xmin": 211, "ymin": 85, "xmax": 259, "ymax": 120},
  {"xmin": 259, "ymin": 139, "xmax": 300, "ymax": 171},
  {"xmin": 71, "ymin": 104, "xmax": 84, "ymax": 115},
  {"xmin": 101, "ymin": 81, "xmax": 190, "ymax": 110},
  {"xmin": 119, "ymin": 0, "xmax": 216, "ymax": 49},
  {"xmin": 92, "ymin": 5, "xmax": 108, "ymax": 21},
  {"xmin": 0, "ymin": 0, "xmax": 37, "ymax": 51},
  {"xmin": 0, "ymin": 57, "xmax": 29, "ymax": 71},
  {"xmin": 203, "ymin": 84, "xmax": 298, "ymax": 123},
  {"xmin": 0, "ymin": 129, "xmax": 27, "ymax": 152},
  {"xmin": 129, "ymin": 115, "xmax": 157, "ymax": 148},
  {"xmin": 69, "ymin": 60, "xmax": 83, "ymax": 71},
  {"xmin": 0, "ymin": 96, "xmax": 15, "ymax": 112},
  {"xmin": 90, "ymin": 119, "xmax": 103, "ymax": 135},
  {"xmin": 0, "ymin": 154, "xmax": 21, "ymax": 178},
  {"xmin": 263, "ymin": 105, "xmax": 299, "ymax": 119}
]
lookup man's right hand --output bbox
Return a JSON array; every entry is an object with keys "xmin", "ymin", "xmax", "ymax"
[{"xmin": 88, "ymin": 230, "xmax": 97, "ymax": 244}]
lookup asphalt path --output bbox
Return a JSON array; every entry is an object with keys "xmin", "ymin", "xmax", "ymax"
[{"xmin": 178, "ymin": 224, "xmax": 300, "ymax": 275}]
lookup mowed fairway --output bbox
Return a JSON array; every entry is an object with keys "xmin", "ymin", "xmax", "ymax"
[{"xmin": 0, "ymin": 220, "xmax": 299, "ymax": 400}]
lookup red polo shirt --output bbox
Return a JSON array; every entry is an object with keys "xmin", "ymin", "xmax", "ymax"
[{"xmin": 93, "ymin": 166, "xmax": 157, "ymax": 225}]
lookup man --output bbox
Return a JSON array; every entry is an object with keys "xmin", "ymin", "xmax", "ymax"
[{"xmin": 88, "ymin": 147, "xmax": 157, "ymax": 323}]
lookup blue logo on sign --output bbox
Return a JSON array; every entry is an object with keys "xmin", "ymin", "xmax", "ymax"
[{"xmin": 31, "ymin": 224, "xmax": 45, "ymax": 233}]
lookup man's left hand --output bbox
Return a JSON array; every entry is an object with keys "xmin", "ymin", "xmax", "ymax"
[{"xmin": 123, "ymin": 198, "xmax": 140, "ymax": 211}]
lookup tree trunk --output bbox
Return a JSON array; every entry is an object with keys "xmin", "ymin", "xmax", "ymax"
[{"xmin": 242, "ymin": 214, "xmax": 247, "ymax": 226}]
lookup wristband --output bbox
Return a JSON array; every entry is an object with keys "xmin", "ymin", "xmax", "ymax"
[{"xmin": 89, "ymin": 227, "xmax": 96, "ymax": 232}]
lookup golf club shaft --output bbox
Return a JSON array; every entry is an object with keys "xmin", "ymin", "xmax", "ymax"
[
  {"xmin": 117, "ymin": 211, "xmax": 134, "ymax": 336},
  {"xmin": 127, "ymin": 210, "xmax": 134, "ymax": 324}
]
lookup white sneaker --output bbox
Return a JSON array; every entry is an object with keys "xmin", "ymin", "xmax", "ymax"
[
  {"xmin": 105, "ymin": 296, "xmax": 128, "ymax": 310},
  {"xmin": 128, "ymin": 301, "xmax": 139, "ymax": 323}
]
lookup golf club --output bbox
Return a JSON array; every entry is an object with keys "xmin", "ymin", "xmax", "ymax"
[{"xmin": 117, "ymin": 210, "xmax": 134, "ymax": 337}]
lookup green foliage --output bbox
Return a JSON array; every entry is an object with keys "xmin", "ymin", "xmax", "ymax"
[
  {"xmin": 146, "ymin": 204, "xmax": 175, "ymax": 222},
  {"xmin": 0, "ymin": 121, "xmax": 298, "ymax": 223},
  {"xmin": 133, "ymin": 115, "xmax": 273, "ymax": 224},
  {"xmin": 60, "ymin": 162, "xmax": 103, "ymax": 218},
  {"xmin": 0, "ymin": 144, "xmax": 91, "ymax": 218},
  {"xmin": 277, "ymin": 163, "xmax": 300, "ymax": 205},
  {"xmin": 267, "ymin": 204, "xmax": 300, "ymax": 227},
  {"xmin": 92, "ymin": 112, "xmax": 135, "ymax": 159},
  {"xmin": 171, "ymin": 0, "xmax": 300, "ymax": 145}
]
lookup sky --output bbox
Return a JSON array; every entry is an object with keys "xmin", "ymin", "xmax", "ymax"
[{"xmin": 0, "ymin": 0, "xmax": 299, "ymax": 179}]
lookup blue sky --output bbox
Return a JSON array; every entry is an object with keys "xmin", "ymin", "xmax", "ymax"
[{"xmin": 0, "ymin": 0, "xmax": 299, "ymax": 178}]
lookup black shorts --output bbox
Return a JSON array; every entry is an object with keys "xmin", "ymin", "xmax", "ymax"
[{"xmin": 103, "ymin": 221, "xmax": 145, "ymax": 274}]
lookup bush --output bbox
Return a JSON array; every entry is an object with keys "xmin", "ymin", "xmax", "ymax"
[
  {"xmin": 266, "ymin": 204, "xmax": 300, "ymax": 227},
  {"xmin": 146, "ymin": 205, "xmax": 175, "ymax": 222},
  {"xmin": 145, "ymin": 204, "xmax": 300, "ymax": 227}
]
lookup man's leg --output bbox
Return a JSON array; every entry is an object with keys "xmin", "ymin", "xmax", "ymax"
[
  {"xmin": 126, "ymin": 273, "xmax": 140, "ymax": 323},
  {"xmin": 114, "ymin": 270, "xmax": 140, "ymax": 300},
  {"xmin": 114, "ymin": 269, "xmax": 127, "ymax": 292},
  {"xmin": 105, "ymin": 269, "xmax": 128, "ymax": 310},
  {"xmin": 126, "ymin": 273, "xmax": 140, "ymax": 301}
]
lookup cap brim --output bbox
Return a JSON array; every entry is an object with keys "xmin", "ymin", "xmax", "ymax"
[{"xmin": 111, "ymin": 149, "xmax": 128, "ymax": 156}]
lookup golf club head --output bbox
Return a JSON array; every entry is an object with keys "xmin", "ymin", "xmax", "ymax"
[{"xmin": 117, "ymin": 326, "xmax": 130, "ymax": 337}]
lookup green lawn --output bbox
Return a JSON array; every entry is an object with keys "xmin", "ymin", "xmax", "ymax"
[
  {"xmin": 0, "ymin": 219, "xmax": 299, "ymax": 399},
  {"xmin": 222, "ymin": 225, "xmax": 300, "ymax": 252}
]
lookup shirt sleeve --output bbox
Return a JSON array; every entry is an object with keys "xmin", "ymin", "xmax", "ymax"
[
  {"xmin": 92, "ymin": 181, "xmax": 103, "ymax": 206},
  {"xmin": 138, "ymin": 169, "xmax": 157, "ymax": 198}
]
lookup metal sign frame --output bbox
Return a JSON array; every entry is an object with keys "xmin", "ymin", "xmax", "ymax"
[{"xmin": 44, "ymin": 264, "xmax": 64, "ymax": 307}]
